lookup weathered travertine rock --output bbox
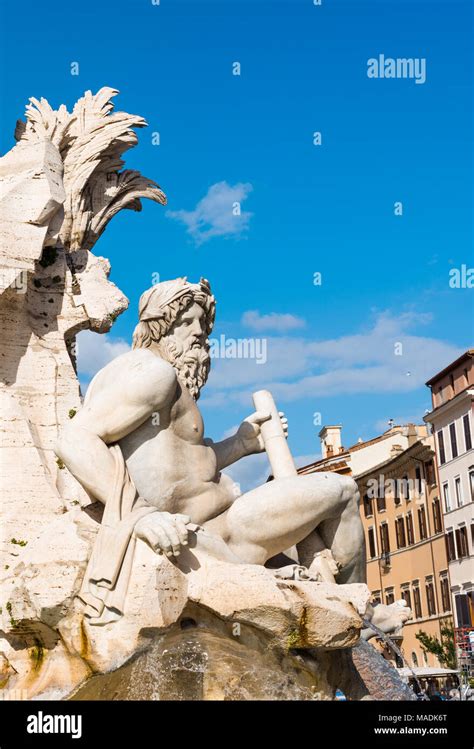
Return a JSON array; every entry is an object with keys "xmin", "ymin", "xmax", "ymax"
[
  {"xmin": 0, "ymin": 139, "xmax": 65, "ymax": 290},
  {"xmin": 0, "ymin": 88, "xmax": 166, "ymax": 696}
]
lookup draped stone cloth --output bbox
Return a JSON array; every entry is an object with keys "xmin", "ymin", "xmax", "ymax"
[{"xmin": 78, "ymin": 444, "xmax": 157, "ymax": 626}]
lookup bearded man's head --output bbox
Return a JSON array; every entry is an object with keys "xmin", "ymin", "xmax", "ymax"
[{"xmin": 132, "ymin": 277, "xmax": 215, "ymax": 400}]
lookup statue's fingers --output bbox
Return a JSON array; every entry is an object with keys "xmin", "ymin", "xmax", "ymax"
[
  {"xmin": 148, "ymin": 526, "xmax": 172, "ymax": 556},
  {"xmin": 177, "ymin": 513, "xmax": 191, "ymax": 525},
  {"xmin": 173, "ymin": 516, "xmax": 189, "ymax": 546},
  {"xmin": 160, "ymin": 521, "xmax": 181, "ymax": 556},
  {"xmin": 246, "ymin": 410, "xmax": 271, "ymax": 425}
]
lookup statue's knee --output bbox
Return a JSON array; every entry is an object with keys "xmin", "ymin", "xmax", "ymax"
[
  {"xmin": 306, "ymin": 473, "xmax": 358, "ymax": 511},
  {"xmin": 340, "ymin": 477, "xmax": 359, "ymax": 508}
]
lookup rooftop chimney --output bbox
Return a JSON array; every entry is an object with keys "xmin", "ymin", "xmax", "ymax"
[
  {"xmin": 319, "ymin": 425, "xmax": 343, "ymax": 459},
  {"xmin": 407, "ymin": 423, "xmax": 418, "ymax": 446}
]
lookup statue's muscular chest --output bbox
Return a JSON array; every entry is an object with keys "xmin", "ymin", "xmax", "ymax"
[
  {"xmin": 167, "ymin": 387, "xmax": 204, "ymax": 443},
  {"xmin": 123, "ymin": 386, "xmax": 205, "ymax": 453},
  {"xmin": 119, "ymin": 385, "xmax": 217, "ymax": 508}
]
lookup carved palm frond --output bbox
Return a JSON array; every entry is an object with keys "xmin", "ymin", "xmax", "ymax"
[
  {"xmin": 15, "ymin": 97, "xmax": 71, "ymax": 148},
  {"xmin": 14, "ymin": 87, "xmax": 167, "ymax": 251},
  {"xmin": 82, "ymin": 169, "xmax": 166, "ymax": 250}
]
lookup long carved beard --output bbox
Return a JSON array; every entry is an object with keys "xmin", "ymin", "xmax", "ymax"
[{"xmin": 158, "ymin": 337, "xmax": 210, "ymax": 400}]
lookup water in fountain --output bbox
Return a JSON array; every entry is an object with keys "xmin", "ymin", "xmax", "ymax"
[{"xmin": 70, "ymin": 627, "xmax": 329, "ymax": 701}]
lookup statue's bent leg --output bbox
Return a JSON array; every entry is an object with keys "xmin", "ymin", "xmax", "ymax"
[{"xmin": 220, "ymin": 472, "xmax": 365, "ymax": 583}]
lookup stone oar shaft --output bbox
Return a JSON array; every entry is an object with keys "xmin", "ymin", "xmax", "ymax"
[{"xmin": 252, "ymin": 389, "xmax": 296, "ymax": 478}]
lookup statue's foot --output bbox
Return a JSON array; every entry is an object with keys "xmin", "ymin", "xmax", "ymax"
[
  {"xmin": 363, "ymin": 599, "xmax": 412, "ymax": 640},
  {"xmin": 272, "ymin": 564, "xmax": 318, "ymax": 582}
]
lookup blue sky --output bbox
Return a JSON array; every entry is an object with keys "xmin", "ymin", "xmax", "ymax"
[{"xmin": 1, "ymin": 0, "xmax": 472, "ymax": 488}]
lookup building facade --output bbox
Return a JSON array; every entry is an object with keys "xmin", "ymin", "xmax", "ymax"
[
  {"xmin": 356, "ymin": 436, "xmax": 452, "ymax": 671},
  {"xmin": 424, "ymin": 350, "xmax": 474, "ymax": 634},
  {"xmin": 299, "ymin": 423, "xmax": 453, "ymax": 673}
]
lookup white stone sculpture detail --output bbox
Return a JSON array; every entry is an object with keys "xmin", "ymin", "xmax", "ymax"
[{"xmin": 56, "ymin": 277, "xmax": 368, "ymax": 627}]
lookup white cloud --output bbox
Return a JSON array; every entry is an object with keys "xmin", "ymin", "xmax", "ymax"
[
  {"xmin": 76, "ymin": 330, "xmax": 130, "ymax": 378},
  {"xmin": 242, "ymin": 309, "xmax": 306, "ymax": 332},
  {"xmin": 166, "ymin": 181, "xmax": 253, "ymax": 245},
  {"xmin": 202, "ymin": 310, "xmax": 462, "ymax": 407}
]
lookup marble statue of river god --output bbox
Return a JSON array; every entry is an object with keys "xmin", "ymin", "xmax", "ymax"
[{"xmin": 56, "ymin": 276, "xmax": 409, "ymax": 635}]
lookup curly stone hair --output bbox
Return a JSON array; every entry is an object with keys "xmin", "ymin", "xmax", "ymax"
[{"xmin": 132, "ymin": 280, "xmax": 215, "ymax": 349}]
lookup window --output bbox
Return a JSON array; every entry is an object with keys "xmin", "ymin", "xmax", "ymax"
[
  {"xmin": 415, "ymin": 467, "xmax": 423, "ymax": 498},
  {"xmin": 406, "ymin": 512, "xmax": 415, "ymax": 545},
  {"xmin": 471, "ymin": 522, "xmax": 474, "ymax": 547},
  {"xmin": 380, "ymin": 523, "xmax": 390, "ymax": 554},
  {"xmin": 455, "ymin": 527, "xmax": 469, "ymax": 559},
  {"xmin": 412, "ymin": 652, "xmax": 418, "ymax": 667},
  {"xmin": 425, "ymin": 460, "xmax": 435, "ymax": 486},
  {"xmin": 454, "ymin": 477, "xmax": 463, "ymax": 507},
  {"xmin": 463, "ymin": 414, "xmax": 472, "ymax": 452},
  {"xmin": 372, "ymin": 591, "xmax": 381, "ymax": 605},
  {"xmin": 385, "ymin": 589, "xmax": 395, "ymax": 606},
  {"xmin": 449, "ymin": 423, "xmax": 458, "ymax": 459},
  {"xmin": 395, "ymin": 517, "xmax": 406, "ymax": 548},
  {"xmin": 367, "ymin": 528, "xmax": 376, "ymax": 558},
  {"xmin": 402, "ymin": 474, "xmax": 410, "ymax": 501},
  {"xmin": 445, "ymin": 531, "xmax": 456, "ymax": 562},
  {"xmin": 440, "ymin": 577, "xmax": 451, "ymax": 612},
  {"xmin": 418, "ymin": 506, "xmax": 428, "ymax": 540},
  {"xmin": 437, "ymin": 430, "xmax": 446, "ymax": 465},
  {"xmin": 432, "ymin": 498, "xmax": 442, "ymax": 534},
  {"xmin": 426, "ymin": 580, "xmax": 437, "ymax": 616},
  {"xmin": 469, "ymin": 468, "xmax": 474, "ymax": 502},
  {"xmin": 413, "ymin": 586, "xmax": 422, "ymax": 618},
  {"xmin": 443, "ymin": 482, "xmax": 451, "ymax": 512},
  {"xmin": 377, "ymin": 494, "xmax": 386, "ymax": 512},
  {"xmin": 455, "ymin": 594, "xmax": 472, "ymax": 628},
  {"xmin": 363, "ymin": 494, "xmax": 373, "ymax": 518},
  {"xmin": 401, "ymin": 588, "xmax": 411, "ymax": 609}
]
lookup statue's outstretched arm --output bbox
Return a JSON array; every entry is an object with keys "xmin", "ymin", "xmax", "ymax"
[
  {"xmin": 205, "ymin": 434, "xmax": 248, "ymax": 471},
  {"xmin": 205, "ymin": 410, "xmax": 283, "ymax": 470}
]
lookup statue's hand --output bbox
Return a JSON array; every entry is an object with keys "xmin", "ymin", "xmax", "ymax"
[
  {"xmin": 134, "ymin": 511, "xmax": 191, "ymax": 558},
  {"xmin": 237, "ymin": 410, "xmax": 288, "ymax": 455}
]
